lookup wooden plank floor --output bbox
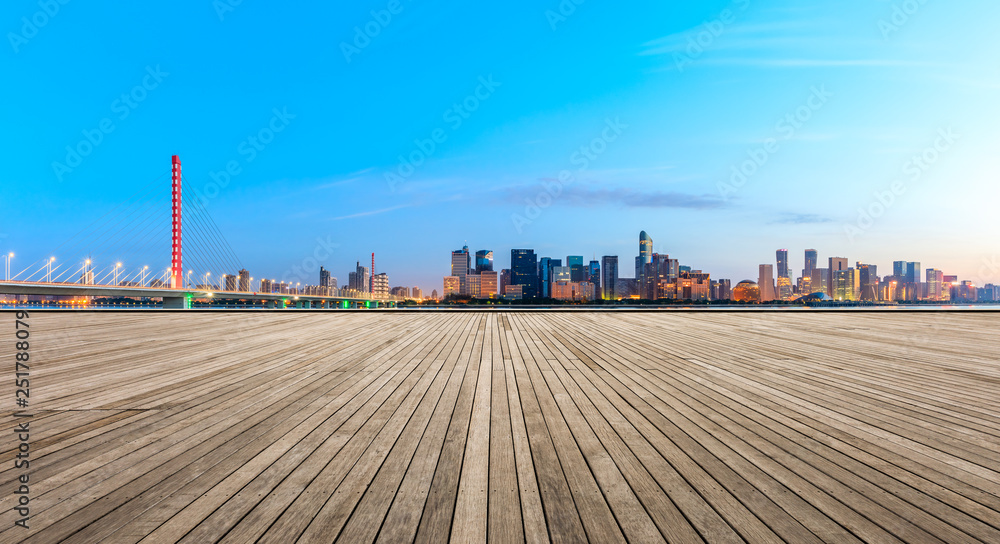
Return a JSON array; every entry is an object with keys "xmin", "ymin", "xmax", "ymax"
[{"xmin": 1, "ymin": 311, "xmax": 999, "ymax": 543}]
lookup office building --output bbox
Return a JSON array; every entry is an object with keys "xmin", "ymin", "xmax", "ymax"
[
  {"xmin": 451, "ymin": 246, "xmax": 471, "ymax": 295},
  {"xmin": 475, "ymin": 250, "xmax": 494, "ymax": 273},
  {"xmin": 833, "ymin": 268, "xmax": 859, "ymax": 301},
  {"xmin": 588, "ymin": 260, "xmax": 601, "ymax": 290},
  {"xmin": 551, "ymin": 266, "xmax": 571, "ymax": 283},
  {"xmin": 803, "ymin": 249, "xmax": 818, "ymax": 279},
  {"xmin": 443, "ymin": 276, "xmax": 460, "ymax": 297},
  {"xmin": 713, "ymin": 279, "xmax": 732, "ymax": 300},
  {"xmin": 350, "ymin": 262, "xmax": 370, "ymax": 293},
  {"xmin": 479, "ymin": 270, "xmax": 498, "ymax": 298},
  {"xmin": 567, "ymin": 256, "xmax": 584, "ymax": 282},
  {"xmin": 776, "ymin": 249, "xmax": 790, "ymax": 279},
  {"xmin": 758, "ymin": 264, "xmax": 775, "ymax": 301},
  {"xmin": 511, "ymin": 249, "xmax": 539, "ymax": 298},
  {"xmin": 857, "ymin": 263, "xmax": 878, "ymax": 301},
  {"xmin": 467, "ymin": 275, "xmax": 481, "ymax": 298},
  {"xmin": 926, "ymin": 268, "xmax": 944, "ymax": 301},
  {"xmin": 539, "ymin": 257, "xmax": 560, "ymax": 298},
  {"xmin": 412, "ymin": 287, "xmax": 423, "ymax": 300},
  {"xmin": 601, "ymin": 256, "xmax": 618, "ymax": 300}
]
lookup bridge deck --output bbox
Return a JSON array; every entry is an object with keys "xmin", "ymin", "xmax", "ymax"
[{"xmin": 1, "ymin": 311, "xmax": 999, "ymax": 543}]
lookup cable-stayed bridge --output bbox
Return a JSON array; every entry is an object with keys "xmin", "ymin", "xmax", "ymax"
[{"xmin": 1, "ymin": 156, "xmax": 399, "ymax": 309}]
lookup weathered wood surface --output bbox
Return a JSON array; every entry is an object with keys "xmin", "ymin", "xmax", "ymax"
[{"xmin": 1, "ymin": 311, "xmax": 997, "ymax": 543}]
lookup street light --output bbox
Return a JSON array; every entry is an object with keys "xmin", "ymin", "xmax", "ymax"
[
  {"xmin": 186, "ymin": 270, "xmax": 193, "ymax": 289},
  {"xmin": 2, "ymin": 252, "xmax": 13, "ymax": 281},
  {"xmin": 46, "ymin": 257, "xmax": 56, "ymax": 283},
  {"xmin": 114, "ymin": 262, "xmax": 122, "ymax": 286},
  {"xmin": 83, "ymin": 259, "xmax": 92, "ymax": 284},
  {"xmin": 204, "ymin": 271, "xmax": 211, "ymax": 289},
  {"xmin": 141, "ymin": 265, "xmax": 149, "ymax": 286}
]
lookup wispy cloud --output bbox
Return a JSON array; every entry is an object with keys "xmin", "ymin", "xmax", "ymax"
[
  {"xmin": 328, "ymin": 203, "xmax": 412, "ymax": 221},
  {"xmin": 770, "ymin": 213, "xmax": 833, "ymax": 225},
  {"xmin": 499, "ymin": 185, "xmax": 726, "ymax": 210}
]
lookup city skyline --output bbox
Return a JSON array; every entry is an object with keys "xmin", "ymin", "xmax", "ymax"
[{"xmin": 4, "ymin": 1, "xmax": 1000, "ymax": 291}]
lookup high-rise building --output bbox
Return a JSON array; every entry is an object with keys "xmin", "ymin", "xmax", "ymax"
[
  {"xmin": 412, "ymin": 287, "xmax": 423, "ymax": 300},
  {"xmin": 803, "ymin": 249, "xmax": 818, "ymax": 279},
  {"xmin": 223, "ymin": 274, "xmax": 237, "ymax": 292},
  {"xmin": 319, "ymin": 266, "xmax": 333, "ymax": 289},
  {"xmin": 588, "ymin": 260, "xmax": 601, "ymax": 292},
  {"xmin": 350, "ymin": 262, "xmax": 370, "ymax": 293},
  {"xmin": 499, "ymin": 269, "xmax": 511, "ymax": 295},
  {"xmin": 857, "ymin": 263, "xmax": 878, "ymax": 301},
  {"xmin": 567, "ymin": 256, "xmax": 584, "ymax": 282},
  {"xmin": 811, "ymin": 268, "xmax": 828, "ymax": 295},
  {"xmin": 828, "ymin": 257, "xmax": 848, "ymax": 297},
  {"xmin": 431, "ymin": 289, "xmax": 439, "ymax": 299},
  {"xmin": 601, "ymin": 256, "xmax": 618, "ymax": 300},
  {"xmin": 759, "ymin": 264, "xmax": 775, "ymax": 301},
  {"xmin": 260, "ymin": 279, "xmax": 274, "ymax": 293},
  {"xmin": 551, "ymin": 266, "xmax": 571, "ymax": 283},
  {"xmin": 926, "ymin": 268, "xmax": 944, "ymax": 301},
  {"xmin": 372, "ymin": 273, "xmax": 389, "ymax": 297},
  {"xmin": 238, "ymin": 269, "xmax": 250, "ymax": 292},
  {"xmin": 539, "ymin": 257, "xmax": 559, "ymax": 298},
  {"xmin": 80, "ymin": 269, "xmax": 95, "ymax": 285},
  {"xmin": 833, "ymin": 268, "xmax": 859, "ymax": 301},
  {"xmin": 511, "ymin": 249, "xmax": 539, "ymax": 298},
  {"xmin": 443, "ymin": 276, "xmax": 460, "ymax": 297},
  {"xmin": 714, "ymin": 279, "xmax": 732, "ymax": 300},
  {"xmin": 451, "ymin": 246, "xmax": 471, "ymax": 295},
  {"xmin": 466, "ymin": 275, "xmax": 481, "ymax": 298},
  {"xmin": 475, "ymin": 250, "xmax": 494, "ymax": 273},
  {"xmin": 638, "ymin": 230, "xmax": 653, "ymax": 270},
  {"xmin": 479, "ymin": 270, "xmax": 498, "ymax": 298},
  {"xmin": 776, "ymin": 249, "xmax": 790, "ymax": 279},
  {"xmin": 776, "ymin": 276, "xmax": 793, "ymax": 301}
]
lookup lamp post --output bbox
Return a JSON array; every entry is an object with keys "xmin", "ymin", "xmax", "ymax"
[
  {"xmin": 46, "ymin": 257, "xmax": 56, "ymax": 282},
  {"xmin": 3, "ymin": 252, "xmax": 12, "ymax": 281},
  {"xmin": 83, "ymin": 259, "xmax": 91, "ymax": 284},
  {"xmin": 204, "ymin": 271, "xmax": 211, "ymax": 289},
  {"xmin": 114, "ymin": 262, "xmax": 122, "ymax": 286},
  {"xmin": 141, "ymin": 265, "xmax": 149, "ymax": 286},
  {"xmin": 186, "ymin": 270, "xmax": 193, "ymax": 289}
]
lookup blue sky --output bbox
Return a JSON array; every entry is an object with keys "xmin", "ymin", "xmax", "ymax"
[{"xmin": 3, "ymin": 0, "xmax": 999, "ymax": 292}]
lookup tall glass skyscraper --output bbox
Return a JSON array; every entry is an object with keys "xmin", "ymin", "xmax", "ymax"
[
  {"xmin": 637, "ymin": 231, "xmax": 653, "ymax": 279},
  {"xmin": 451, "ymin": 246, "xmax": 471, "ymax": 295},
  {"xmin": 776, "ymin": 249, "xmax": 789, "ymax": 279},
  {"xmin": 511, "ymin": 249, "xmax": 538, "ymax": 298},
  {"xmin": 567, "ymin": 255, "xmax": 584, "ymax": 282},
  {"xmin": 601, "ymin": 256, "xmax": 618, "ymax": 300},
  {"xmin": 804, "ymin": 249, "xmax": 818, "ymax": 277}
]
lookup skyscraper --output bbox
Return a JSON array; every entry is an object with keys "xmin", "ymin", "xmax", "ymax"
[
  {"xmin": 511, "ymin": 249, "xmax": 538, "ymax": 298},
  {"xmin": 601, "ymin": 256, "xmax": 618, "ymax": 300},
  {"xmin": 539, "ymin": 257, "xmax": 560, "ymax": 298},
  {"xmin": 637, "ymin": 231, "xmax": 653, "ymax": 279},
  {"xmin": 475, "ymin": 250, "xmax": 494, "ymax": 273},
  {"xmin": 857, "ymin": 263, "xmax": 878, "ymax": 301},
  {"xmin": 451, "ymin": 246, "xmax": 471, "ymax": 295},
  {"xmin": 776, "ymin": 249, "xmax": 791, "ymax": 300},
  {"xmin": 319, "ymin": 266, "xmax": 332, "ymax": 288},
  {"xmin": 759, "ymin": 264, "xmax": 775, "ymax": 301},
  {"xmin": 828, "ymin": 257, "xmax": 848, "ymax": 297},
  {"xmin": 351, "ymin": 262, "xmax": 370, "ymax": 293},
  {"xmin": 588, "ymin": 260, "xmax": 601, "ymax": 292},
  {"xmin": 567, "ymin": 255, "xmax": 584, "ymax": 282},
  {"xmin": 804, "ymin": 249, "xmax": 818, "ymax": 278},
  {"xmin": 776, "ymin": 249, "xmax": 790, "ymax": 279}
]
